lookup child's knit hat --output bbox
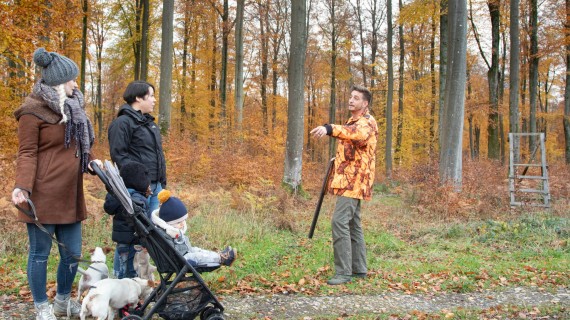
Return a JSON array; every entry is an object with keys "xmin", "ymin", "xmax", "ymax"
[
  {"xmin": 158, "ymin": 190, "xmax": 188, "ymax": 225},
  {"xmin": 33, "ymin": 48, "xmax": 79, "ymax": 86},
  {"xmin": 120, "ymin": 161, "xmax": 150, "ymax": 193}
]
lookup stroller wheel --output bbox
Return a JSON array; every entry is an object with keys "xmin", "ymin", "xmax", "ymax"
[
  {"xmin": 205, "ymin": 313, "xmax": 225, "ymax": 320},
  {"xmin": 121, "ymin": 316, "xmax": 143, "ymax": 320},
  {"xmin": 200, "ymin": 306, "xmax": 223, "ymax": 320}
]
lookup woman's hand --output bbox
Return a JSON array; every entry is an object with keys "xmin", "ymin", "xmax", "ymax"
[
  {"xmin": 11, "ymin": 188, "xmax": 28, "ymax": 205},
  {"xmin": 88, "ymin": 159, "xmax": 103, "ymax": 171}
]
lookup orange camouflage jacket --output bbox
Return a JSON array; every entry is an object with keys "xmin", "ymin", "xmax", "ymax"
[{"xmin": 328, "ymin": 112, "xmax": 378, "ymax": 200}]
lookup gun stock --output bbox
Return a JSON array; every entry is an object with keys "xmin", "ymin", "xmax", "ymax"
[{"xmin": 308, "ymin": 157, "xmax": 336, "ymax": 239}]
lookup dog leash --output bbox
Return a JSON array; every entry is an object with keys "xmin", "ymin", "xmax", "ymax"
[{"xmin": 15, "ymin": 199, "xmax": 107, "ymax": 275}]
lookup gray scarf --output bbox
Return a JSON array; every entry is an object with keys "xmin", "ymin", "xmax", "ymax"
[{"xmin": 33, "ymin": 81, "xmax": 95, "ymax": 172}]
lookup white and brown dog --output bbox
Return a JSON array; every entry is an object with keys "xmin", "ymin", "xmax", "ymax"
[
  {"xmin": 79, "ymin": 277, "xmax": 153, "ymax": 320},
  {"xmin": 77, "ymin": 247, "xmax": 110, "ymax": 301}
]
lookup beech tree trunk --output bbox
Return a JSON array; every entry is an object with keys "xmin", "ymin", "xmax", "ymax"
[
  {"xmin": 235, "ymin": 0, "xmax": 245, "ymax": 132},
  {"xmin": 133, "ymin": 0, "xmax": 141, "ymax": 80},
  {"xmin": 385, "ymin": 0, "xmax": 394, "ymax": 179},
  {"xmin": 260, "ymin": 1, "xmax": 269, "ymax": 135},
  {"xmin": 370, "ymin": 0, "xmax": 381, "ymax": 88},
  {"xmin": 487, "ymin": 0, "xmax": 500, "ymax": 160},
  {"xmin": 327, "ymin": 0, "xmax": 338, "ymax": 160},
  {"xmin": 220, "ymin": 0, "xmax": 229, "ymax": 122},
  {"xmin": 438, "ymin": 0, "xmax": 448, "ymax": 148},
  {"xmin": 158, "ymin": 0, "xmax": 174, "ymax": 133},
  {"xmin": 140, "ymin": 0, "xmax": 150, "ymax": 80},
  {"xmin": 430, "ymin": 3, "xmax": 437, "ymax": 156},
  {"xmin": 565, "ymin": 0, "xmax": 570, "ymax": 163},
  {"xmin": 352, "ymin": 0, "xmax": 367, "ymax": 85},
  {"xmin": 439, "ymin": 0, "xmax": 467, "ymax": 190},
  {"xmin": 283, "ymin": 0, "xmax": 308, "ymax": 191},
  {"xmin": 395, "ymin": 0, "xmax": 404, "ymax": 164},
  {"xmin": 510, "ymin": 0, "xmax": 521, "ymax": 162},
  {"xmin": 80, "ymin": 0, "xmax": 88, "ymax": 93},
  {"xmin": 529, "ymin": 0, "xmax": 539, "ymax": 151}
]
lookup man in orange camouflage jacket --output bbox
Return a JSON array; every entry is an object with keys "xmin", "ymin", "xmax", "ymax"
[{"xmin": 310, "ymin": 85, "xmax": 378, "ymax": 285}]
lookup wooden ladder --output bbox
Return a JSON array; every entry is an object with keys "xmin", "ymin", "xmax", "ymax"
[{"xmin": 508, "ymin": 133, "xmax": 550, "ymax": 208}]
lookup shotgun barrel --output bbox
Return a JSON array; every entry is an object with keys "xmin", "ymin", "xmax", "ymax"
[{"xmin": 308, "ymin": 157, "xmax": 336, "ymax": 239}]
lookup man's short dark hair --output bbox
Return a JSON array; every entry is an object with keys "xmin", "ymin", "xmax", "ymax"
[
  {"xmin": 351, "ymin": 85, "xmax": 372, "ymax": 105},
  {"xmin": 123, "ymin": 81, "xmax": 155, "ymax": 105}
]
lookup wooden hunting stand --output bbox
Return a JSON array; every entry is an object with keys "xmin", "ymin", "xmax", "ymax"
[{"xmin": 508, "ymin": 133, "xmax": 550, "ymax": 208}]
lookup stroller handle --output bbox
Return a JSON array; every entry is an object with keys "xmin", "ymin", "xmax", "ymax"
[{"xmin": 89, "ymin": 160, "xmax": 113, "ymax": 192}]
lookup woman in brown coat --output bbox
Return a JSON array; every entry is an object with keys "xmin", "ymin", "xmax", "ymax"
[{"xmin": 11, "ymin": 48, "xmax": 100, "ymax": 320}]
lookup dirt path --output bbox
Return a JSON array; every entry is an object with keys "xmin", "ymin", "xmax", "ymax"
[
  {"xmin": 221, "ymin": 287, "xmax": 570, "ymax": 319},
  {"xmin": 2, "ymin": 287, "xmax": 568, "ymax": 319}
]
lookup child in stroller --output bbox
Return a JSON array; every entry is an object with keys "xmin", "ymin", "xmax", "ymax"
[
  {"xmin": 92, "ymin": 161, "xmax": 229, "ymax": 320},
  {"xmin": 151, "ymin": 190, "xmax": 237, "ymax": 268}
]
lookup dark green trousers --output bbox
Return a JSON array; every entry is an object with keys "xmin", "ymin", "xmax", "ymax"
[{"xmin": 332, "ymin": 196, "xmax": 367, "ymax": 276}]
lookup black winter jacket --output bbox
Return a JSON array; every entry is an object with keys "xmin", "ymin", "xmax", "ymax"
[
  {"xmin": 108, "ymin": 104, "xmax": 167, "ymax": 186},
  {"xmin": 104, "ymin": 190, "xmax": 149, "ymax": 245}
]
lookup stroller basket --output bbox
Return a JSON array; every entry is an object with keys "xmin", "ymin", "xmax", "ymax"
[{"xmin": 91, "ymin": 161, "xmax": 225, "ymax": 320}]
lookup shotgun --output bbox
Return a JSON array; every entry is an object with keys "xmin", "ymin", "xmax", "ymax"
[{"xmin": 308, "ymin": 157, "xmax": 336, "ymax": 239}]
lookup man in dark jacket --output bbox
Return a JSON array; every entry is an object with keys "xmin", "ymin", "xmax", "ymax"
[
  {"xmin": 104, "ymin": 161, "xmax": 151, "ymax": 279},
  {"xmin": 108, "ymin": 80, "xmax": 166, "ymax": 212},
  {"xmin": 108, "ymin": 80, "xmax": 166, "ymax": 277}
]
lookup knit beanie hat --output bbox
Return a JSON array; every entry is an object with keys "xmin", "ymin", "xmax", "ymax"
[
  {"xmin": 120, "ymin": 162, "xmax": 150, "ymax": 193},
  {"xmin": 158, "ymin": 190, "xmax": 188, "ymax": 225},
  {"xmin": 33, "ymin": 47, "xmax": 79, "ymax": 86}
]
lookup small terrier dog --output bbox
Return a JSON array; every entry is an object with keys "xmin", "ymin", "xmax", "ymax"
[
  {"xmin": 133, "ymin": 246, "xmax": 156, "ymax": 281},
  {"xmin": 79, "ymin": 277, "xmax": 154, "ymax": 320},
  {"xmin": 77, "ymin": 247, "xmax": 110, "ymax": 301}
]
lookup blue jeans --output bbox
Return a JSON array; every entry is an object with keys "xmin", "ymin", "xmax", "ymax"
[
  {"xmin": 148, "ymin": 182, "xmax": 162, "ymax": 213},
  {"xmin": 113, "ymin": 182, "xmax": 161, "ymax": 277},
  {"xmin": 113, "ymin": 243, "xmax": 138, "ymax": 279},
  {"xmin": 26, "ymin": 222, "xmax": 82, "ymax": 305}
]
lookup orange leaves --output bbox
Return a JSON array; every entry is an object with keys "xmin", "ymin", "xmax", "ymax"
[{"xmin": 218, "ymin": 265, "xmax": 331, "ymax": 296}]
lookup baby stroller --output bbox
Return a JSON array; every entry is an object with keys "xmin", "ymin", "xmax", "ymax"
[{"xmin": 91, "ymin": 160, "xmax": 226, "ymax": 320}]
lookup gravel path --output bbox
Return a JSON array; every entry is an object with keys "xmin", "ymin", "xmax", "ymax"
[
  {"xmin": 2, "ymin": 287, "xmax": 568, "ymax": 319},
  {"xmin": 221, "ymin": 287, "xmax": 570, "ymax": 319}
]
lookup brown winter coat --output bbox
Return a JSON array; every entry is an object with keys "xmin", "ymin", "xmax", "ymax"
[
  {"xmin": 329, "ymin": 112, "xmax": 378, "ymax": 200},
  {"xmin": 13, "ymin": 93, "xmax": 92, "ymax": 224}
]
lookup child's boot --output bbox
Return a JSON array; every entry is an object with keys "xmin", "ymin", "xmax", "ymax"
[{"xmin": 220, "ymin": 246, "xmax": 237, "ymax": 266}]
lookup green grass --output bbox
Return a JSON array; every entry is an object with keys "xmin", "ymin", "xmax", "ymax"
[{"xmin": 0, "ymin": 188, "xmax": 568, "ymax": 300}]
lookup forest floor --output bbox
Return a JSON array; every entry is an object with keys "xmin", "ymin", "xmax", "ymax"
[{"xmin": 1, "ymin": 286, "xmax": 569, "ymax": 319}]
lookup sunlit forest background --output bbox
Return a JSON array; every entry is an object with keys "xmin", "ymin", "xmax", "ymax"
[{"xmin": 1, "ymin": 0, "xmax": 570, "ymax": 214}]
